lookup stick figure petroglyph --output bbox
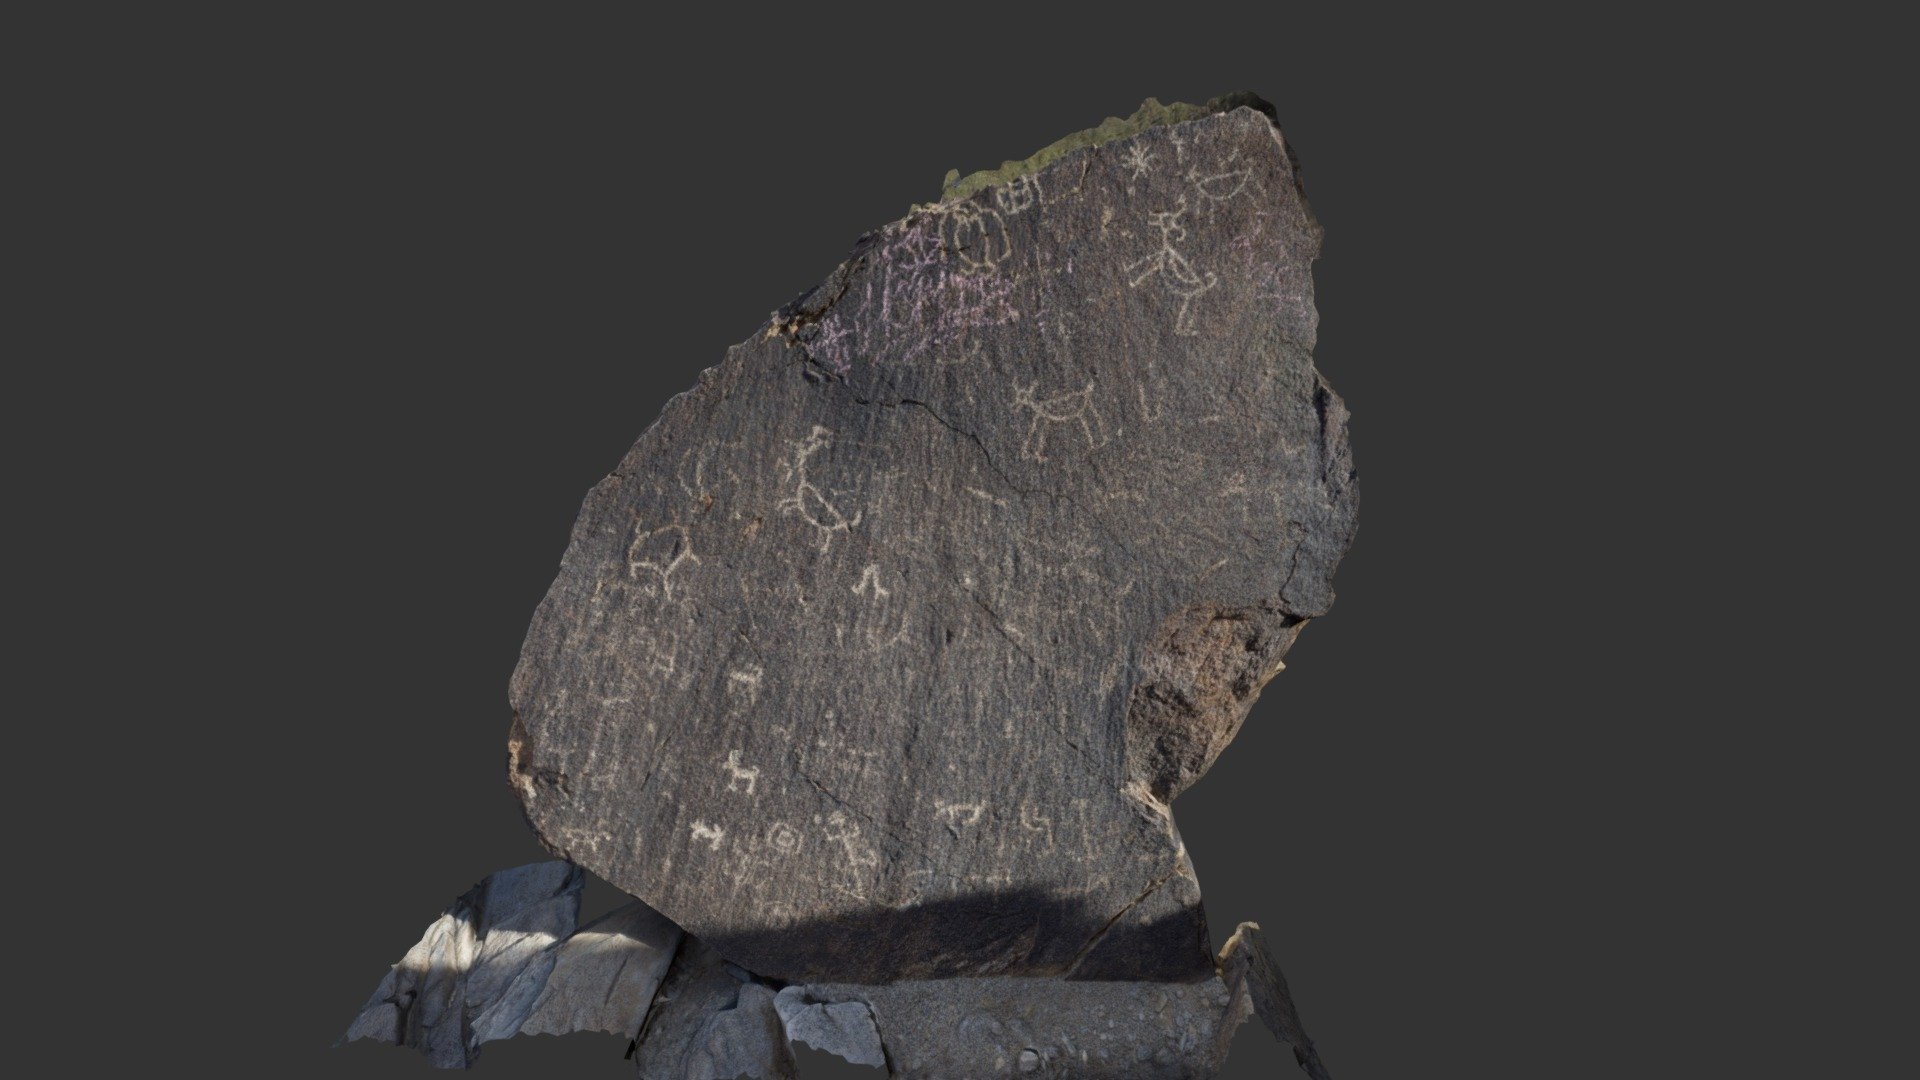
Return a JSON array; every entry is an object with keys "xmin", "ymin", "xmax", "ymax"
[
  {"xmin": 626, "ymin": 523, "xmax": 699, "ymax": 600},
  {"xmin": 778, "ymin": 426, "xmax": 862, "ymax": 553},
  {"xmin": 723, "ymin": 750, "xmax": 759, "ymax": 796},
  {"xmin": 1014, "ymin": 380, "xmax": 1109, "ymax": 462},
  {"xmin": 1127, "ymin": 197, "xmax": 1219, "ymax": 337},
  {"xmin": 1123, "ymin": 143, "xmax": 1154, "ymax": 181},
  {"xmin": 823, "ymin": 811, "xmax": 879, "ymax": 869}
]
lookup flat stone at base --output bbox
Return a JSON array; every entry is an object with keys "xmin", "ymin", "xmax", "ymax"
[
  {"xmin": 634, "ymin": 936, "xmax": 796, "ymax": 1080},
  {"xmin": 774, "ymin": 986, "xmax": 886, "ymax": 1067},
  {"xmin": 800, "ymin": 975, "xmax": 1241, "ymax": 1079},
  {"xmin": 341, "ymin": 861, "xmax": 582, "ymax": 1068},
  {"xmin": 472, "ymin": 898, "xmax": 682, "ymax": 1045}
]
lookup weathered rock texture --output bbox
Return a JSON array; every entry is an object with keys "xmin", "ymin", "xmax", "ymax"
[
  {"xmin": 507, "ymin": 93, "xmax": 1357, "ymax": 986},
  {"xmin": 342, "ymin": 862, "xmax": 583, "ymax": 1067},
  {"xmin": 633, "ymin": 936, "xmax": 796, "ymax": 1080},
  {"xmin": 344, "ymin": 869, "xmax": 1323, "ymax": 1078}
]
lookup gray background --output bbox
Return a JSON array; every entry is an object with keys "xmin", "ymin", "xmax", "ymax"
[{"xmin": 28, "ymin": 4, "xmax": 1867, "ymax": 1078}]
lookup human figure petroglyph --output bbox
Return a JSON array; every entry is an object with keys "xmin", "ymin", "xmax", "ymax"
[
  {"xmin": 778, "ymin": 425, "xmax": 862, "ymax": 553},
  {"xmin": 724, "ymin": 750, "xmax": 760, "ymax": 796},
  {"xmin": 1014, "ymin": 380, "xmax": 1109, "ymax": 462},
  {"xmin": 823, "ymin": 811, "xmax": 879, "ymax": 870},
  {"xmin": 626, "ymin": 522, "xmax": 699, "ymax": 601},
  {"xmin": 1127, "ymin": 196, "xmax": 1219, "ymax": 337}
]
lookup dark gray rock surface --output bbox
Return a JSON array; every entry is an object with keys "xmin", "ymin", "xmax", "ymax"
[
  {"xmin": 801, "ymin": 971, "xmax": 1241, "ymax": 1079},
  {"xmin": 774, "ymin": 986, "xmax": 887, "ymax": 1067},
  {"xmin": 507, "ymin": 95, "xmax": 1357, "ymax": 984},
  {"xmin": 633, "ymin": 936, "xmax": 797, "ymax": 1080}
]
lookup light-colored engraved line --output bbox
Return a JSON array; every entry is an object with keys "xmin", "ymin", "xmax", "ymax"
[
  {"xmin": 725, "ymin": 665, "xmax": 763, "ymax": 706},
  {"xmin": 934, "ymin": 800, "xmax": 985, "ymax": 838},
  {"xmin": 1137, "ymin": 358, "xmax": 1165, "ymax": 423},
  {"xmin": 765, "ymin": 821, "xmax": 802, "ymax": 854},
  {"xmin": 1123, "ymin": 143, "xmax": 1153, "ymax": 180},
  {"xmin": 723, "ymin": 750, "xmax": 759, "ymax": 795},
  {"xmin": 777, "ymin": 425, "xmax": 862, "ymax": 553},
  {"xmin": 964, "ymin": 487, "xmax": 1008, "ymax": 508},
  {"xmin": 993, "ymin": 174, "xmax": 1043, "ymax": 215},
  {"xmin": 822, "ymin": 811, "xmax": 880, "ymax": 869},
  {"xmin": 625, "ymin": 522, "xmax": 700, "ymax": 600},
  {"xmin": 638, "ymin": 628, "xmax": 677, "ymax": 680},
  {"xmin": 1125, "ymin": 196, "xmax": 1218, "ymax": 337},
  {"xmin": 934, "ymin": 202, "xmax": 1012, "ymax": 275},
  {"xmin": 689, "ymin": 820, "xmax": 725, "ymax": 851},
  {"xmin": 1021, "ymin": 799, "xmax": 1052, "ymax": 849},
  {"xmin": 852, "ymin": 563, "xmax": 891, "ymax": 599},
  {"xmin": 1014, "ymin": 379, "xmax": 1109, "ymax": 462},
  {"xmin": 1187, "ymin": 163, "xmax": 1253, "ymax": 211}
]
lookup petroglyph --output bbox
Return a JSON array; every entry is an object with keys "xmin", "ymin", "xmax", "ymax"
[
  {"xmin": 689, "ymin": 820, "xmax": 725, "ymax": 851},
  {"xmin": 934, "ymin": 801, "xmax": 985, "ymax": 837},
  {"xmin": 503, "ymin": 98, "xmax": 1358, "ymax": 1016},
  {"xmin": 936, "ymin": 201, "xmax": 1012, "ymax": 275},
  {"xmin": 1013, "ymin": 379, "xmax": 1109, "ymax": 462},
  {"xmin": 1188, "ymin": 160, "xmax": 1255, "ymax": 212},
  {"xmin": 636, "ymin": 627, "xmax": 678, "ymax": 682},
  {"xmin": 724, "ymin": 750, "xmax": 760, "ymax": 796},
  {"xmin": 851, "ymin": 564, "xmax": 890, "ymax": 599},
  {"xmin": 1019, "ymin": 803, "xmax": 1055, "ymax": 852},
  {"xmin": 778, "ymin": 426, "xmax": 861, "ymax": 553},
  {"xmin": 765, "ymin": 821, "xmax": 803, "ymax": 855},
  {"xmin": 1128, "ymin": 196, "xmax": 1219, "ymax": 336},
  {"xmin": 725, "ymin": 665, "xmax": 763, "ymax": 708},
  {"xmin": 993, "ymin": 173, "xmax": 1043, "ymax": 215},
  {"xmin": 626, "ymin": 523, "xmax": 699, "ymax": 601},
  {"xmin": 822, "ymin": 811, "xmax": 880, "ymax": 870}
]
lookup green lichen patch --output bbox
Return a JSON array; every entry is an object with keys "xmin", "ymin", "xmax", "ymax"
[{"xmin": 938, "ymin": 91, "xmax": 1275, "ymax": 204}]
